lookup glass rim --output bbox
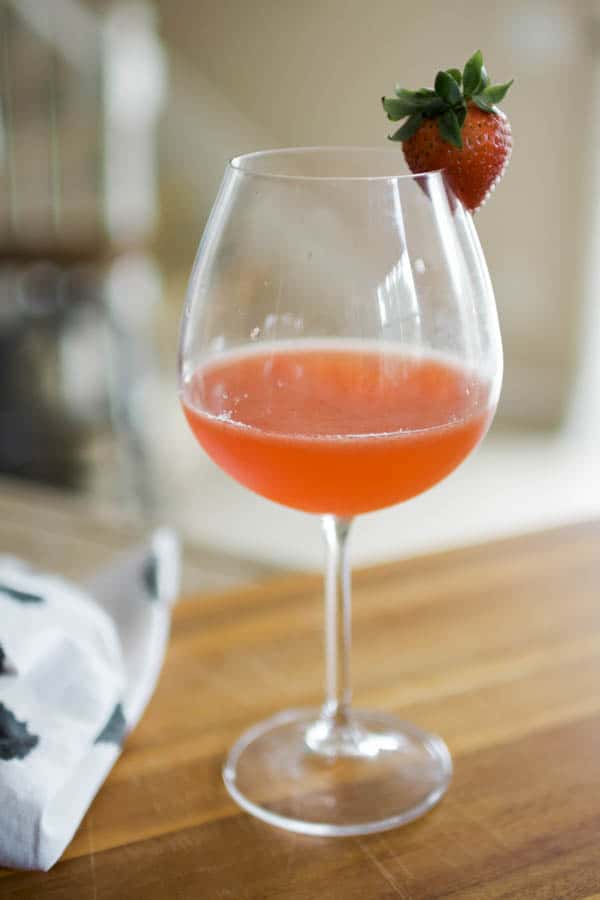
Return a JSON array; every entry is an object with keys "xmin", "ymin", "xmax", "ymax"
[{"xmin": 229, "ymin": 146, "xmax": 444, "ymax": 183}]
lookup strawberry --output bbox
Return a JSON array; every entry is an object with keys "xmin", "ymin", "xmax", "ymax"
[{"xmin": 382, "ymin": 51, "xmax": 513, "ymax": 211}]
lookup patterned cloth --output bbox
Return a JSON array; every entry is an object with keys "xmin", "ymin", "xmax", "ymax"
[{"xmin": 0, "ymin": 529, "xmax": 180, "ymax": 871}]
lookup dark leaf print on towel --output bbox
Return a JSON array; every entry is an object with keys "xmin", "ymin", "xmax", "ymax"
[
  {"xmin": 0, "ymin": 584, "xmax": 44, "ymax": 604},
  {"xmin": 142, "ymin": 553, "xmax": 159, "ymax": 601},
  {"xmin": 95, "ymin": 703, "xmax": 126, "ymax": 746},
  {"xmin": 0, "ymin": 703, "xmax": 39, "ymax": 760},
  {"xmin": 0, "ymin": 644, "xmax": 16, "ymax": 675}
]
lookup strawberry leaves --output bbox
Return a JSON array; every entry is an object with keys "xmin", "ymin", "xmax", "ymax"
[
  {"xmin": 438, "ymin": 109, "xmax": 463, "ymax": 149},
  {"xmin": 462, "ymin": 50, "xmax": 485, "ymax": 96},
  {"xmin": 461, "ymin": 50, "xmax": 513, "ymax": 112},
  {"xmin": 435, "ymin": 70, "xmax": 462, "ymax": 107},
  {"xmin": 471, "ymin": 80, "xmax": 514, "ymax": 112},
  {"xmin": 389, "ymin": 113, "xmax": 423, "ymax": 142},
  {"xmin": 382, "ymin": 96, "xmax": 418, "ymax": 120},
  {"xmin": 383, "ymin": 50, "xmax": 513, "ymax": 149}
]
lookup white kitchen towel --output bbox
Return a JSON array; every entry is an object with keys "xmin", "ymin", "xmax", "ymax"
[{"xmin": 0, "ymin": 528, "xmax": 180, "ymax": 872}]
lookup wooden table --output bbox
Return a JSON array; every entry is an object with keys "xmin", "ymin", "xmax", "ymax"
[{"xmin": 3, "ymin": 519, "xmax": 600, "ymax": 898}]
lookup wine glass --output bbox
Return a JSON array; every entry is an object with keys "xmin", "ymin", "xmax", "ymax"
[{"xmin": 178, "ymin": 147, "xmax": 502, "ymax": 836}]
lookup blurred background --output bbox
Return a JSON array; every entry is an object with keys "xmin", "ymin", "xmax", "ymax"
[{"xmin": 2, "ymin": 0, "xmax": 600, "ymax": 571}]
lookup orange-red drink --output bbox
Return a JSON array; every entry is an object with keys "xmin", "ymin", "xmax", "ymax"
[{"xmin": 182, "ymin": 342, "xmax": 493, "ymax": 516}]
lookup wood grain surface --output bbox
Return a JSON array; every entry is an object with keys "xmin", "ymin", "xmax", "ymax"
[{"xmin": 3, "ymin": 519, "xmax": 600, "ymax": 899}]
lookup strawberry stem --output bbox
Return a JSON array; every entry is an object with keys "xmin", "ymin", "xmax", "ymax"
[{"xmin": 382, "ymin": 50, "xmax": 513, "ymax": 147}]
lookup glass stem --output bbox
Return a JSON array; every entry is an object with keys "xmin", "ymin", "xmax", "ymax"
[{"xmin": 322, "ymin": 514, "xmax": 353, "ymax": 725}]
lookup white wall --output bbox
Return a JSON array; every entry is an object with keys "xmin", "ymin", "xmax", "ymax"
[{"xmin": 158, "ymin": 0, "xmax": 597, "ymax": 427}]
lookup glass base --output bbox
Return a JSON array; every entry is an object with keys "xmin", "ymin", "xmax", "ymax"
[{"xmin": 223, "ymin": 708, "xmax": 452, "ymax": 836}]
